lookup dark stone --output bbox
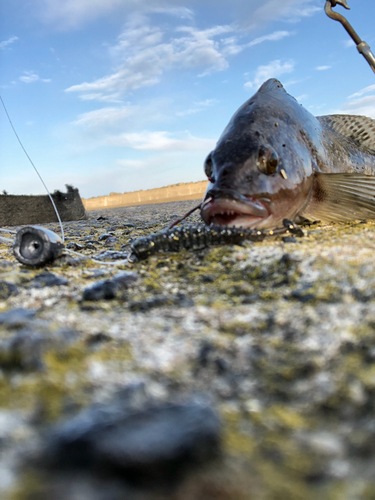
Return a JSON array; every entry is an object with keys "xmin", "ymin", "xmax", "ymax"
[
  {"xmin": 82, "ymin": 272, "xmax": 138, "ymax": 301},
  {"xmin": 98, "ymin": 234, "xmax": 112, "ymax": 241},
  {"xmin": 201, "ymin": 275, "xmax": 215, "ymax": 283},
  {"xmin": 95, "ymin": 251, "xmax": 129, "ymax": 261},
  {"xmin": 82, "ymin": 269, "xmax": 108, "ymax": 279},
  {"xmin": 123, "ymin": 224, "xmax": 136, "ymax": 228},
  {"xmin": 82, "ymin": 280, "xmax": 119, "ymax": 301},
  {"xmin": 86, "ymin": 332, "xmax": 112, "ymax": 346},
  {"xmin": 41, "ymin": 399, "xmax": 221, "ymax": 487},
  {"xmin": 128, "ymin": 293, "xmax": 193, "ymax": 312},
  {"xmin": 97, "ymin": 216, "xmax": 108, "ymax": 221},
  {"xmin": 282, "ymin": 236, "xmax": 297, "ymax": 243},
  {"xmin": 365, "ymin": 346, "xmax": 375, "ymax": 363},
  {"xmin": 0, "ymin": 260, "xmax": 14, "ymax": 269},
  {"xmin": 0, "ymin": 281, "xmax": 18, "ymax": 300},
  {"xmin": 66, "ymin": 242, "xmax": 84, "ymax": 250},
  {"xmin": 104, "ymin": 237, "xmax": 118, "ymax": 246},
  {"xmin": 0, "ymin": 328, "xmax": 47, "ymax": 371},
  {"xmin": 85, "ymin": 243, "xmax": 98, "ymax": 250},
  {"xmin": 351, "ymin": 288, "xmax": 373, "ymax": 302},
  {"xmin": 290, "ymin": 288, "xmax": 315, "ymax": 303},
  {"xmin": 0, "ymin": 307, "xmax": 36, "ymax": 327},
  {"xmin": 214, "ymin": 357, "xmax": 228, "ymax": 375},
  {"xmin": 29, "ymin": 272, "xmax": 68, "ymax": 288},
  {"xmin": 113, "ymin": 271, "xmax": 138, "ymax": 288},
  {"xmin": 242, "ymin": 294, "xmax": 259, "ymax": 304},
  {"xmin": 197, "ymin": 342, "xmax": 215, "ymax": 368}
]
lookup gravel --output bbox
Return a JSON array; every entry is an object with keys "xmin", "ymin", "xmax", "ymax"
[{"xmin": 1, "ymin": 200, "xmax": 375, "ymax": 499}]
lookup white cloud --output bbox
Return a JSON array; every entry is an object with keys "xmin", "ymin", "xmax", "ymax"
[
  {"xmin": 244, "ymin": 60, "xmax": 295, "ymax": 89},
  {"xmin": 36, "ymin": 0, "xmax": 124, "ymax": 29},
  {"xmin": 284, "ymin": 4, "xmax": 321, "ymax": 22},
  {"xmin": 245, "ymin": 0, "xmax": 320, "ymax": 28},
  {"xmin": 343, "ymin": 39, "xmax": 355, "ymax": 48},
  {"xmin": 283, "ymin": 76, "xmax": 311, "ymax": 87},
  {"xmin": 34, "ymin": 0, "xmax": 320, "ymax": 31},
  {"xmin": 66, "ymin": 14, "xmax": 297, "ymax": 102},
  {"xmin": 104, "ymin": 130, "xmax": 215, "ymax": 151},
  {"xmin": 220, "ymin": 29, "xmax": 295, "ymax": 57},
  {"xmin": 115, "ymin": 159, "xmax": 146, "ymax": 169},
  {"xmin": 19, "ymin": 71, "xmax": 51, "ymax": 83},
  {"xmin": 315, "ymin": 65, "xmax": 331, "ymax": 71},
  {"xmin": 79, "ymin": 93, "xmax": 122, "ymax": 103},
  {"xmin": 248, "ymin": 30, "xmax": 295, "ymax": 47},
  {"xmin": 0, "ymin": 36, "xmax": 18, "ymax": 50},
  {"xmin": 73, "ymin": 105, "xmax": 138, "ymax": 128},
  {"xmin": 176, "ymin": 98, "xmax": 218, "ymax": 116},
  {"xmin": 337, "ymin": 95, "xmax": 375, "ymax": 119},
  {"xmin": 348, "ymin": 84, "xmax": 375, "ymax": 99},
  {"xmin": 66, "ymin": 18, "xmax": 234, "ymax": 99},
  {"xmin": 150, "ymin": 7, "xmax": 194, "ymax": 19}
]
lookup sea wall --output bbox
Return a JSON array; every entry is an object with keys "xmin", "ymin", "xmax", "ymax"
[
  {"xmin": 0, "ymin": 188, "xmax": 87, "ymax": 226},
  {"xmin": 82, "ymin": 180, "xmax": 208, "ymax": 211}
]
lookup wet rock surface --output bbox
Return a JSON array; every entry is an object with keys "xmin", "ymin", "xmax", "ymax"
[{"xmin": 2, "ymin": 200, "xmax": 375, "ymax": 498}]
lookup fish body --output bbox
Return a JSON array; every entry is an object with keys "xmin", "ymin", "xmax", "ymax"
[{"xmin": 201, "ymin": 78, "xmax": 375, "ymax": 228}]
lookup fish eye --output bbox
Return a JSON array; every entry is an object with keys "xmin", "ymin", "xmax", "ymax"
[
  {"xmin": 257, "ymin": 147, "xmax": 279, "ymax": 175},
  {"xmin": 267, "ymin": 151, "xmax": 279, "ymax": 174},
  {"xmin": 204, "ymin": 154, "xmax": 213, "ymax": 179}
]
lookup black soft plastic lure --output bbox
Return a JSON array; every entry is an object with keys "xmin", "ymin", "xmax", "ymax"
[{"xmin": 128, "ymin": 219, "xmax": 303, "ymax": 262}]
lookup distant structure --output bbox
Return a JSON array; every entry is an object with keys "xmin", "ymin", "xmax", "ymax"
[
  {"xmin": 82, "ymin": 180, "xmax": 208, "ymax": 211},
  {"xmin": 0, "ymin": 185, "xmax": 87, "ymax": 226}
]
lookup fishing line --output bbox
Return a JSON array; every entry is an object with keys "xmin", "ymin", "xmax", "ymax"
[
  {"xmin": 0, "ymin": 94, "xmax": 65, "ymax": 242},
  {"xmin": 0, "ymin": 236, "xmax": 14, "ymax": 243},
  {"xmin": 0, "ymin": 95, "xmax": 136, "ymax": 266},
  {"xmin": 65, "ymin": 247, "xmax": 130, "ymax": 266}
]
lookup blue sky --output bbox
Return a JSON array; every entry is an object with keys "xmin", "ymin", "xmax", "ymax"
[{"xmin": 1, "ymin": 0, "xmax": 375, "ymax": 199}]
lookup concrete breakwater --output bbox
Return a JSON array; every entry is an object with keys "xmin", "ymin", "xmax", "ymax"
[
  {"xmin": 0, "ymin": 187, "xmax": 87, "ymax": 226},
  {"xmin": 82, "ymin": 180, "xmax": 208, "ymax": 211}
]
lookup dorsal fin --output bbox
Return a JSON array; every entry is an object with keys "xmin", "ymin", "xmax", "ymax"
[
  {"xmin": 317, "ymin": 114, "xmax": 375, "ymax": 151},
  {"xmin": 258, "ymin": 79, "xmax": 286, "ymax": 94}
]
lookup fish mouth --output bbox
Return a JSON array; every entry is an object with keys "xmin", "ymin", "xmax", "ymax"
[{"xmin": 201, "ymin": 196, "xmax": 271, "ymax": 228}]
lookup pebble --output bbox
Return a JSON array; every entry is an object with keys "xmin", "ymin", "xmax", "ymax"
[
  {"xmin": 41, "ymin": 397, "xmax": 221, "ymax": 487},
  {"xmin": 28, "ymin": 272, "xmax": 68, "ymax": 288},
  {"xmin": 82, "ymin": 271, "xmax": 138, "ymax": 301},
  {"xmin": 0, "ymin": 308, "xmax": 36, "ymax": 327},
  {"xmin": 104, "ymin": 237, "xmax": 117, "ymax": 246},
  {"xmin": 0, "ymin": 328, "xmax": 47, "ymax": 371},
  {"xmin": 98, "ymin": 234, "xmax": 112, "ymax": 241},
  {"xmin": 128, "ymin": 293, "xmax": 193, "ymax": 311},
  {"xmin": 0, "ymin": 281, "xmax": 18, "ymax": 300},
  {"xmin": 95, "ymin": 251, "xmax": 129, "ymax": 261}
]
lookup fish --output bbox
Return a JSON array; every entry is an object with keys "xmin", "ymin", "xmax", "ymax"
[{"xmin": 200, "ymin": 78, "xmax": 375, "ymax": 229}]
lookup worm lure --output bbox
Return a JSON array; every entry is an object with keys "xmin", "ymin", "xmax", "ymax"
[{"xmin": 128, "ymin": 219, "xmax": 303, "ymax": 262}]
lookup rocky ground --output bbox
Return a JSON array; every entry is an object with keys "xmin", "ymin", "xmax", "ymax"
[{"xmin": 1, "ymin": 200, "xmax": 375, "ymax": 499}]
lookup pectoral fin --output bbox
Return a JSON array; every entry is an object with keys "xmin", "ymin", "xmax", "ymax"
[{"xmin": 301, "ymin": 173, "xmax": 375, "ymax": 223}]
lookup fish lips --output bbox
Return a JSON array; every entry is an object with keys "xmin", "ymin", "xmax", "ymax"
[{"xmin": 201, "ymin": 190, "xmax": 271, "ymax": 228}]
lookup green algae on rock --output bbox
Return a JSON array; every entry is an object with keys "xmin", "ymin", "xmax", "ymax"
[{"xmin": 2, "ymin": 201, "xmax": 375, "ymax": 499}]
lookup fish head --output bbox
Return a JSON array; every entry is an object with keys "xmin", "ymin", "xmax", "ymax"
[{"xmin": 201, "ymin": 78, "xmax": 322, "ymax": 229}]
